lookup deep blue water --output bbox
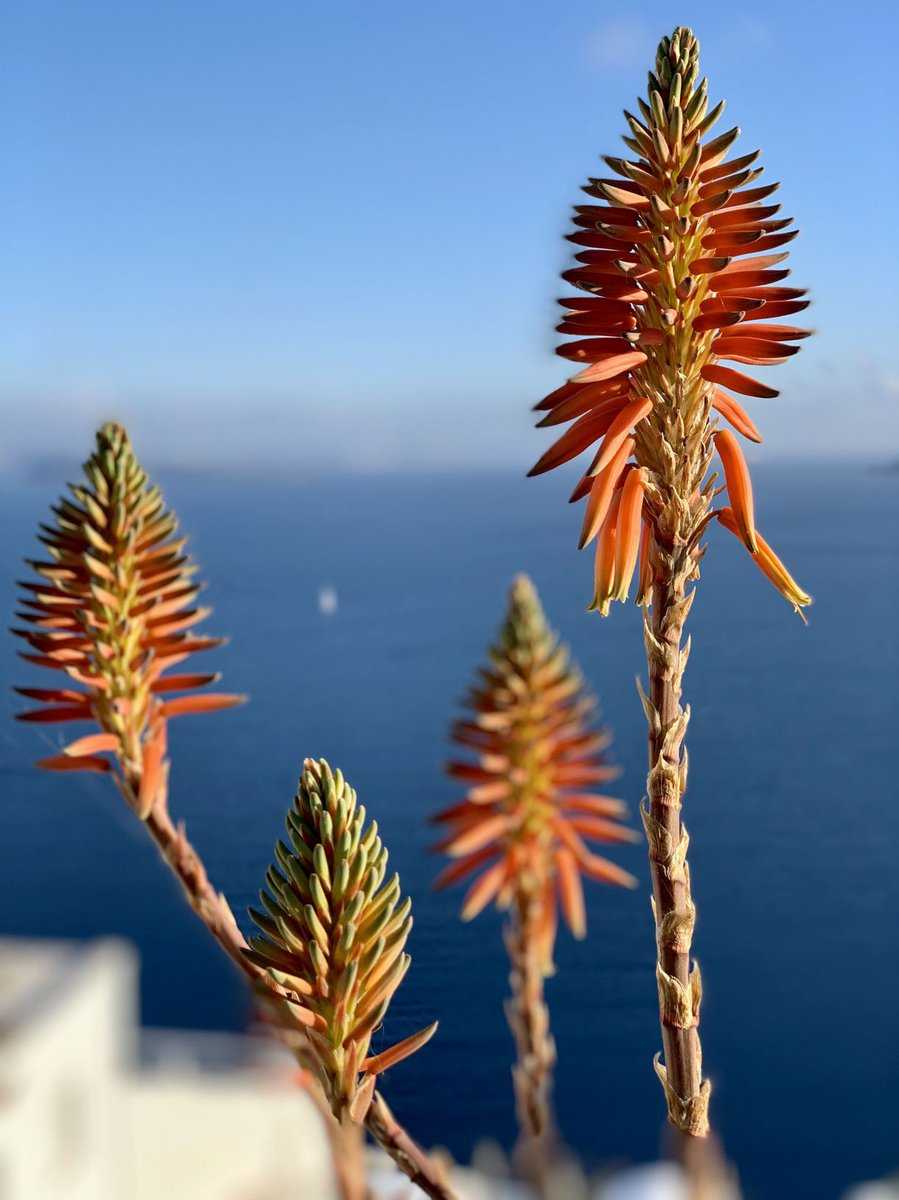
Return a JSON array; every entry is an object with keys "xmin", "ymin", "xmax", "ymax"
[{"xmin": 1, "ymin": 461, "xmax": 897, "ymax": 1198}]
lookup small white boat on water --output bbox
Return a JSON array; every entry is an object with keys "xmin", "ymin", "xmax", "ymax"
[{"xmin": 318, "ymin": 585, "xmax": 338, "ymax": 616}]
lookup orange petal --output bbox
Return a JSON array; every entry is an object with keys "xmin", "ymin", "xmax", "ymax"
[
  {"xmin": 714, "ymin": 430, "xmax": 757, "ymax": 552},
  {"xmin": 138, "ymin": 723, "xmax": 167, "ymax": 816},
  {"xmin": 432, "ymin": 845, "xmax": 499, "ymax": 890},
  {"xmin": 725, "ymin": 323, "xmax": 811, "ymax": 341},
  {"xmin": 568, "ymin": 472, "xmax": 594, "ymax": 503},
  {"xmin": 742, "ymin": 300, "xmax": 811, "ymax": 320},
  {"xmin": 566, "ymin": 229, "xmax": 632, "ymax": 250},
  {"xmin": 698, "ymin": 150, "xmax": 761, "ymax": 183},
  {"xmin": 712, "ymin": 269, "xmax": 790, "ymax": 293},
  {"xmin": 559, "ymin": 794, "xmax": 628, "ymax": 818},
  {"xmin": 692, "ymin": 310, "xmax": 744, "ymax": 333},
  {"xmin": 577, "ymin": 853, "xmax": 638, "ymax": 888},
  {"xmin": 556, "ymin": 337, "xmax": 630, "ymax": 364},
  {"xmin": 714, "ymin": 337, "xmax": 800, "ymax": 362},
  {"xmin": 460, "ymin": 859, "xmax": 509, "ymax": 921},
  {"xmin": 612, "ymin": 467, "xmax": 645, "ymax": 601},
  {"xmin": 588, "ymin": 488, "xmax": 621, "ymax": 616},
  {"xmin": 701, "ymin": 364, "xmax": 778, "ymax": 399},
  {"xmin": 348, "ymin": 1073, "xmax": 377, "ymax": 1123},
  {"xmin": 436, "ymin": 813, "xmax": 512, "ymax": 858},
  {"xmin": 715, "ymin": 253, "xmax": 789, "ymax": 276},
  {"xmin": 150, "ymin": 672, "xmax": 221, "ymax": 694},
  {"xmin": 36, "ymin": 754, "xmax": 112, "ymax": 774},
  {"xmin": 555, "ymin": 848, "xmax": 586, "ymax": 939},
  {"xmin": 712, "ymin": 391, "xmax": 762, "ymax": 444},
  {"xmin": 527, "ymin": 408, "xmax": 615, "ymax": 477},
  {"xmin": 717, "ymin": 508, "xmax": 812, "ymax": 616},
  {"xmin": 566, "ymin": 815, "xmax": 641, "ymax": 844},
  {"xmin": 636, "ymin": 520, "xmax": 654, "ymax": 606},
  {"xmin": 590, "ymin": 397, "xmax": 653, "ymax": 475},
  {"xmin": 536, "ymin": 387, "xmax": 628, "ymax": 430},
  {"xmin": 362, "ymin": 1022, "xmax": 438, "ymax": 1076},
  {"xmin": 570, "ymin": 350, "xmax": 647, "ymax": 384},
  {"xmin": 16, "ymin": 703, "xmax": 93, "ymax": 724},
  {"xmin": 578, "ymin": 438, "xmax": 634, "ymax": 548},
  {"xmin": 707, "ymin": 203, "xmax": 781, "ymax": 229},
  {"xmin": 63, "ymin": 732, "xmax": 119, "ymax": 757},
  {"xmin": 157, "ymin": 693, "xmax": 247, "ymax": 719},
  {"xmin": 13, "ymin": 686, "xmax": 88, "ymax": 703}
]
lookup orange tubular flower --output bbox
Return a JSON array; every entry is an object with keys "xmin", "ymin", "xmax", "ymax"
[
  {"xmin": 434, "ymin": 574, "xmax": 637, "ymax": 945},
  {"xmin": 527, "ymin": 26, "xmax": 815, "ymax": 1142},
  {"xmin": 14, "ymin": 422, "xmax": 244, "ymax": 817},
  {"xmin": 433, "ymin": 574, "xmax": 636, "ymax": 1160}
]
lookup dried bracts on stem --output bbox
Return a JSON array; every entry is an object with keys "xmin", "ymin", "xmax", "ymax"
[
  {"xmin": 529, "ymin": 26, "xmax": 812, "ymax": 618},
  {"xmin": 248, "ymin": 758, "xmax": 437, "ymax": 1124},
  {"xmin": 434, "ymin": 575, "xmax": 638, "ymax": 956},
  {"xmin": 14, "ymin": 422, "xmax": 244, "ymax": 816}
]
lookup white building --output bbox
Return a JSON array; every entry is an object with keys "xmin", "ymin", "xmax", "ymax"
[{"xmin": 0, "ymin": 938, "xmax": 339, "ymax": 1200}]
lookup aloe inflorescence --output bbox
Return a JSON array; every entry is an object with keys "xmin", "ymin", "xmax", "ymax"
[
  {"xmin": 434, "ymin": 576, "xmax": 636, "ymax": 1163},
  {"xmin": 14, "ymin": 421, "xmax": 243, "ymax": 816},
  {"xmin": 529, "ymin": 26, "xmax": 813, "ymax": 1140},
  {"xmin": 249, "ymin": 758, "xmax": 437, "ymax": 1125},
  {"xmin": 530, "ymin": 27, "xmax": 811, "ymax": 620},
  {"xmin": 435, "ymin": 575, "xmax": 637, "ymax": 940}
]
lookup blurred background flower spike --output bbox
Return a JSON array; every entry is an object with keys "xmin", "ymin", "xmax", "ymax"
[{"xmin": 434, "ymin": 574, "xmax": 637, "ymax": 1186}]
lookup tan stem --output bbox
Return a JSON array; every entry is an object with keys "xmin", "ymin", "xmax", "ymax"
[
  {"xmin": 119, "ymin": 772, "xmax": 453, "ymax": 1200},
  {"xmin": 641, "ymin": 564, "xmax": 710, "ymax": 1139},
  {"xmin": 365, "ymin": 1092, "xmax": 458, "ymax": 1200},
  {"xmin": 504, "ymin": 889, "xmax": 557, "ymax": 1187},
  {"xmin": 330, "ymin": 1116, "xmax": 370, "ymax": 1200},
  {"xmin": 144, "ymin": 788, "xmax": 255, "ymax": 978}
]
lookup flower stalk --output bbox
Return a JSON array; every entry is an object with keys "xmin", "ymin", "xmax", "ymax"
[
  {"xmin": 529, "ymin": 26, "xmax": 812, "ymax": 1142},
  {"xmin": 504, "ymin": 888, "xmax": 557, "ymax": 1185}
]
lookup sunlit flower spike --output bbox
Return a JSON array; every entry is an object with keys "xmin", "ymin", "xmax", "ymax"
[
  {"xmin": 528, "ymin": 26, "xmax": 814, "ymax": 1142},
  {"xmin": 529, "ymin": 28, "xmax": 813, "ymax": 619},
  {"xmin": 249, "ymin": 758, "xmax": 437, "ymax": 1124},
  {"xmin": 14, "ymin": 421, "xmax": 244, "ymax": 818}
]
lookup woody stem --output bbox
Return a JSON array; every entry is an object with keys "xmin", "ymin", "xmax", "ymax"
[
  {"xmin": 642, "ymin": 556, "xmax": 709, "ymax": 1140},
  {"xmin": 365, "ymin": 1092, "xmax": 459, "ymax": 1200},
  {"xmin": 504, "ymin": 888, "xmax": 557, "ymax": 1187},
  {"xmin": 331, "ymin": 1117, "xmax": 370, "ymax": 1200}
]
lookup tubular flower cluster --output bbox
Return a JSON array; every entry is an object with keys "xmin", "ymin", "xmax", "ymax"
[
  {"xmin": 248, "ymin": 758, "xmax": 437, "ymax": 1124},
  {"xmin": 434, "ymin": 575, "xmax": 637, "ymax": 960},
  {"xmin": 14, "ymin": 422, "xmax": 244, "ymax": 816},
  {"xmin": 529, "ymin": 26, "xmax": 812, "ymax": 619}
]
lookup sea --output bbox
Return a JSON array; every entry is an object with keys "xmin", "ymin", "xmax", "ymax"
[{"xmin": 1, "ymin": 460, "xmax": 897, "ymax": 1199}]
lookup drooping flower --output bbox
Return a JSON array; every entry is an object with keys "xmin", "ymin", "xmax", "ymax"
[
  {"xmin": 529, "ymin": 26, "xmax": 812, "ymax": 617},
  {"xmin": 14, "ymin": 422, "xmax": 244, "ymax": 816},
  {"xmin": 248, "ymin": 758, "xmax": 437, "ymax": 1123},
  {"xmin": 434, "ymin": 575, "xmax": 637, "ymax": 967}
]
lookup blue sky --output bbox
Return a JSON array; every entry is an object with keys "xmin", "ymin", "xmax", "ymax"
[{"xmin": 3, "ymin": 1, "xmax": 898, "ymax": 472}]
